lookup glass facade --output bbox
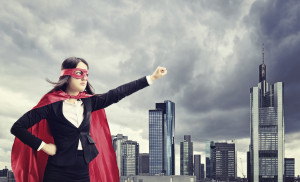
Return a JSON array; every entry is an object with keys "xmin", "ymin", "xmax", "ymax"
[
  {"xmin": 149, "ymin": 100, "xmax": 175, "ymax": 176},
  {"xmin": 122, "ymin": 140, "xmax": 139, "ymax": 176},
  {"xmin": 149, "ymin": 110, "xmax": 164, "ymax": 175},
  {"xmin": 180, "ymin": 135, "xmax": 193, "ymax": 175},
  {"xmin": 250, "ymin": 63, "xmax": 284, "ymax": 182}
]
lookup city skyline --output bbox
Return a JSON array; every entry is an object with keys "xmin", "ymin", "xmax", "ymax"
[{"xmin": 0, "ymin": 0, "xmax": 299, "ymax": 178}]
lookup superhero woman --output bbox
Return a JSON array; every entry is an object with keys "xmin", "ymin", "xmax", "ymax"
[{"xmin": 10, "ymin": 57, "xmax": 167, "ymax": 182}]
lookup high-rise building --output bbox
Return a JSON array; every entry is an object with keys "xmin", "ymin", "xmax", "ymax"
[
  {"xmin": 206, "ymin": 141, "xmax": 212, "ymax": 179},
  {"xmin": 112, "ymin": 134, "xmax": 128, "ymax": 176},
  {"xmin": 249, "ymin": 58, "xmax": 285, "ymax": 181},
  {"xmin": 122, "ymin": 140, "xmax": 139, "ymax": 176},
  {"xmin": 149, "ymin": 100, "xmax": 175, "ymax": 176},
  {"xmin": 284, "ymin": 158, "xmax": 295, "ymax": 182},
  {"xmin": 180, "ymin": 135, "xmax": 193, "ymax": 175},
  {"xmin": 139, "ymin": 153, "xmax": 149, "ymax": 175},
  {"xmin": 200, "ymin": 164, "xmax": 205, "ymax": 179},
  {"xmin": 194, "ymin": 155, "xmax": 201, "ymax": 181},
  {"xmin": 210, "ymin": 141, "xmax": 236, "ymax": 181}
]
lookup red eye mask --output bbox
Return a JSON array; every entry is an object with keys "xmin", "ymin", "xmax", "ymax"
[{"xmin": 60, "ymin": 68, "xmax": 88, "ymax": 80}]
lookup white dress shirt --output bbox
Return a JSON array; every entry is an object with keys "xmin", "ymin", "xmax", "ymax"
[{"xmin": 37, "ymin": 75, "xmax": 153, "ymax": 151}]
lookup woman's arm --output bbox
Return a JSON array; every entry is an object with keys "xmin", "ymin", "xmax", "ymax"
[
  {"xmin": 91, "ymin": 66, "xmax": 167, "ymax": 111},
  {"xmin": 91, "ymin": 76, "xmax": 150, "ymax": 111},
  {"xmin": 10, "ymin": 105, "xmax": 50, "ymax": 151}
]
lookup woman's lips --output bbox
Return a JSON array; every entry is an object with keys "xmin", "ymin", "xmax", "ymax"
[{"xmin": 80, "ymin": 83, "xmax": 86, "ymax": 86}]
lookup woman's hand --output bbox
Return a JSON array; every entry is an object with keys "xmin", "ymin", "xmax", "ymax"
[
  {"xmin": 150, "ymin": 66, "xmax": 167, "ymax": 81},
  {"xmin": 42, "ymin": 143, "xmax": 57, "ymax": 156}
]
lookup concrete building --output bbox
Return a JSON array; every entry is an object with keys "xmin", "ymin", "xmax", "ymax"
[
  {"xmin": 122, "ymin": 140, "xmax": 139, "ymax": 176},
  {"xmin": 210, "ymin": 141, "xmax": 236, "ymax": 181}
]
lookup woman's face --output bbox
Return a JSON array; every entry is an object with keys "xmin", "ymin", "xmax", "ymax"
[{"xmin": 67, "ymin": 61, "xmax": 88, "ymax": 93}]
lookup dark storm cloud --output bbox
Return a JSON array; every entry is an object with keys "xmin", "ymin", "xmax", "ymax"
[
  {"xmin": 170, "ymin": 0, "xmax": 300, "ymax": 144},
  {"xmin": 246, "ymin": 0, "xmax": 300, "ymax": 134}
]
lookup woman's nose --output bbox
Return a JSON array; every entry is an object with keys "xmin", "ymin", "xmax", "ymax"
[{"xmin": 82, "ymin": 75, "xmax": 88, "ymax": 81}]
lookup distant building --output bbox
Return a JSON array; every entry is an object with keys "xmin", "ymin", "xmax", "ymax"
[
  {"xmin": 210, "ymin": 141, "xmax": 236, "ymax": 181},
  {"xmin": 112, "ymin": 134, "xmax": 128, "ymax": 176},
  {"xmin": 194, "ymin": 155, "xmax": 201, "ymax": 181},
  {"xmin": 249, "ymin": 59, "xmax": 285, "ymax": 181},
  {"xmin": 139, "ymin": 153, "xmax": 149, "ymax": 175},
  {"xmin": 247, "ymin": 151, "xmax": 252, "ymax": 182},
  {"xmin": 0, "ymin": 167, "xmax": 15, "ymax": 182},
  {"xmin": 206, "ymin": 141, "xmax": 212, "ymax": 179},
  {"xmin": 180, "ymin": 135, "xmax": 193, "ymax": 175},
  {"xmin": 284, "ymin": 158, "xmax": 295, "ymax": 182},
  {"xmin": 122, "ymin": 140, "xmax": 139, "ymax": 176},
  {"xmin": 0, "ymin": 167, "xmax": 8, "ymax": 177},
  {"xmin": 149, "ymin": 100, "xmax": 175, "ymax": 176},
  {"xmin": 200, "ymin": 164, "xmax": 205, "ymax": 179}
]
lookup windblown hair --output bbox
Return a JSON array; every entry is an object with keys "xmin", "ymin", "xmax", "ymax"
[{"xmin": 47, "ymin": 57, "xmax": 95, "ymax": 94}]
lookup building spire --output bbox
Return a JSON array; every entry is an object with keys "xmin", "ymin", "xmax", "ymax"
[
  {"xmin": 262, "ymin": 43, "xmax": 264, "ymax": 65},
  {"xmin": 259, "ymin": 43, "xmax": 266, "ymax": 83}
]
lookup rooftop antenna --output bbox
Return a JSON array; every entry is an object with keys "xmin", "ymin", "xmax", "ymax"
[{"xmin": 262, "ymin": 43, "xmax": 264, "ymax": 65}]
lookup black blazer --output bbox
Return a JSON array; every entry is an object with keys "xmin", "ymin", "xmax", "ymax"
[{"xmin": 11, "ymin": 76, "xmax": 149, "ymax": 166}]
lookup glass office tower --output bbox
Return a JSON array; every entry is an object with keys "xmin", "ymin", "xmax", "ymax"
[
  {"xmin": 249, "ymin": 62, "xmax": 285, "ymax": 182},
  {"xmin": 180, "ymin": 135, "xmax": 193, "ymax": 175},
  {"xmin": 206, "ymin": 141, "xmax": 212, "ymax": 179},
  {"xmin": 149, "ymin": 100, "xmax": 175, "ymax": 175}
]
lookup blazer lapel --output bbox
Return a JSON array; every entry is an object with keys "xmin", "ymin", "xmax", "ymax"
[{"xmin": 58, "ymin": 101, "xmax": 81, "ymax": 129}]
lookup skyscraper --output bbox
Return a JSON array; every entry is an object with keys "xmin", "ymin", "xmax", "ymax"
[
  {"xmin": 206, "ymin": 141, "xmax": 212, "ymax": 179},
  {"xmin": 149, "ymin": 100, "xmax": 175, "ymax": 176},
  {"xmin": 122, "ymin": 140, "xmax": 139, "ymax": 176},
  {"xmin": 210, "ymin": 141, "xmax": 236, "ymax": 181},
  {"xmin": 200, "ymin": 164, "xmax": 204, "ymax": 179},
  {"xmin": 194, "ymin": 155, "xmax": 201, "ymax": 182},
  {"xmin": 112, "ymin": 134, "xmax": 128, "ymax": 176},
  {"xmin": 249, "ymin": 59, "xmax": 285, "ymax": 181},
  {"xmin": 180, "ymin": 135, "xmax": 193, "ymax": 175}
]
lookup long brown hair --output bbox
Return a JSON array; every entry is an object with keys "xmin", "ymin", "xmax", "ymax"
[{"xmin": 47, "ymin": 57, "xmax": 95, "ymax": 94}]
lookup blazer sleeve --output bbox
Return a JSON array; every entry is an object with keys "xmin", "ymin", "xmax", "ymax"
[
  {"xmin": 91, "ymin": 76, "xmax": 150, "ymax": 112},
  {"xmin": 10, "ymin": 104, "xmax": 50, "ymax": 151}
]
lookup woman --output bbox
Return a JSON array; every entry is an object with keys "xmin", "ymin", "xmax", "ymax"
[{"xmin": 10, "ymin": 57, "xmax": 167, "ymax": 182}]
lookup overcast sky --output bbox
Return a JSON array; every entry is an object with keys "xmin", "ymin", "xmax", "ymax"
[{"xmin": 0, "ymin": 0, "xmax": 299, "ymax": 178}]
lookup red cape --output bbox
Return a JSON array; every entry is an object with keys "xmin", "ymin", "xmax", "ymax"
[{"xmin": 11, "ymin": 90, "xmax": 119, "ymax": 182}]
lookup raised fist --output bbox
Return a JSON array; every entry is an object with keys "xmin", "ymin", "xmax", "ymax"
[{"xmin": 150, "ymin": 66, "xmax": 167, "ymax": 81}]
